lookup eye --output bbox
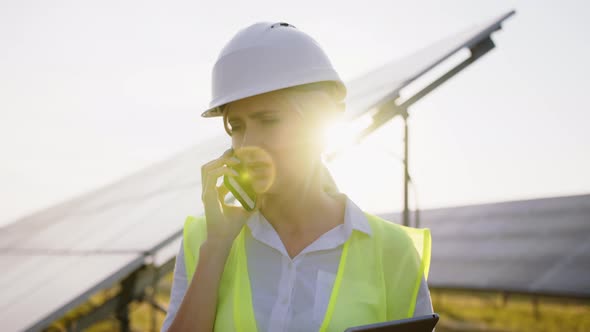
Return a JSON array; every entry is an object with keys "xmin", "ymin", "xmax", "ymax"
[
  {"xmin": 229, "ymin": 122, "xmax": 243, "ymax": 132},
  {"xmin": 261, "ymin": 118, "xmax": 280, "ymax": 125}
]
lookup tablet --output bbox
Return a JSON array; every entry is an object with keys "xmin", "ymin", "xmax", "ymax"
[{"xmin": 344, "ymin": 313, "xmax": 439, "ymax": 332}]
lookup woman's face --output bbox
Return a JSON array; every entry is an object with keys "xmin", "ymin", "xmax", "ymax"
[{"xmin": 225, "ymin": 90, "xmax": 322, "ymax": 195}]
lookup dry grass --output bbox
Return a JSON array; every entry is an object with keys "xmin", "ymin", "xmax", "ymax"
[
  {"xmin": 47, "ymin": 272, "xmax": 590, "ymax": 332},
  {"xmin": 431, "ymin": 289, "xmax": 590, "ymax": 332}
]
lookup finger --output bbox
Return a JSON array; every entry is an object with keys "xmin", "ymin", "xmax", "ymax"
[
  {"xmin": 201, "ymin": 149, "xmax": 240, "ymax": 171},
  {"xmin": 202, "ymin": 166, "xmax": 238, "ymax": 202},
  {"xmin": 217, "ymin": 184, "xmax": 231, "ymax": 211},
  {"xmin": 202, "ymin": 156, "xmax": 240, "ymax": 173},
  {"xmin": 222, "ymin": 148, "xmax": 233, "ymax": 157},
  {"xmin": 217, "ymin": 183, "xmax": 229, "ymax": 202},
  {"xmin": 201, "ymin": 156, "xmax": 241, "ymax": 185}
]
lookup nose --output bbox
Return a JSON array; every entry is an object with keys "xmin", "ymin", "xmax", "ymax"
[{"xmin": 234, "ymin": 126, "xmax": 263, "ymax": 150}]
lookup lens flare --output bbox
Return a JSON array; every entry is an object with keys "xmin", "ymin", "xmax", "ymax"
[{"xmin": 234, "ymin": 146, "xmax": 276, "ymax": 194}]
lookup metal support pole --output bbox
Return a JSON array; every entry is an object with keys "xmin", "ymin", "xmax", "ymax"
[
  {"xmin": 403, "ymin": 113, "xmax": 410, "ymax": 227},
  {"xmin": 116, "ymin": 300, "xmax": 130, "ymax": 332},
  {"xmin": 149, "ymin": 262, "xmax": 159, "ymax": 332},
  {"xmin": 116, "ymin": 273, "xmax": 138, "ymax": 332}
]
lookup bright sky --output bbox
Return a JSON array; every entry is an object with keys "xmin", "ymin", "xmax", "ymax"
[{"xmin": 1, "ymin": 0, "xmax": 589, "ymax": 228}]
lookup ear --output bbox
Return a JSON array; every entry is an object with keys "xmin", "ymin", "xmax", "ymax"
[{"xmin": 222, "ymin": 111, "xmax": 232, "ymax": 136}]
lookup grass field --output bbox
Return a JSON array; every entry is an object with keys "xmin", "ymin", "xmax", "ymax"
[
  {"xmin": 430, "ymin": 289, "xmax": 590, "ymax": 332},
  {"xmin": 48, "ymin": 272, "xmax": 590, "ymax": 332}
]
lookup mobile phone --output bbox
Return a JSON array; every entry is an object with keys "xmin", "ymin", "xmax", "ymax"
[{"xmin": 223, "ymin": 150, "xmax": 257, "ymax": 211}]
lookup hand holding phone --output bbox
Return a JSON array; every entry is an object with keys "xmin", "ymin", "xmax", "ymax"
[
  {"xmin": 201, "ymin": 148, "xmax": 254, "ymax": 243},
  {"xmin": 223, "ymin": 149, "xmax": 257, "ymax": 211}
]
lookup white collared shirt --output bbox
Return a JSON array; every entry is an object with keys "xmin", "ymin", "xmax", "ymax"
[{"xmin": 161, "ymin": 197, "xmax": 433, "ymax": 332}]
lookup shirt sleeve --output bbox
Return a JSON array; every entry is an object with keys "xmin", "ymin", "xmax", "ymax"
[
  {"xmin": 413, "ymin": 275, "xmax": 435, "ymax": 331},
  {"xmin": 160, "ymin": 239, "xmax": 188, "ymax": 332},
  {"xmin": 413, "ymin": 275, "xmax": 433, "ymax": 316}
]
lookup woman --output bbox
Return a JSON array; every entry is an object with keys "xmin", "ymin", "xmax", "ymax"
[{"xmin": 162, "ymin": 22, "xmax": 433, "ymax": 332}]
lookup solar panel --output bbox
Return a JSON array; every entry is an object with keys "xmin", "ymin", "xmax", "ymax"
[
  {"xmin": 378, "ymin": 194, "xmax": 590, "ymax": 299},
  {"xmin": 0, "ymin": 137, "xmax": 227, "ymax": 253},
  {"xmin": 0, "ymin": 137, "xmax": 227, "ymax": 330},
  {"xmin": 0, "ymin": 253, "xmax": 143, "ymax": 332},
  {"xmin": 344, "ymin": 10, "xmax": 515, "ymax": 119},
  {"xmin": 152, "ymin": 237, "xmax": 183, "ymax": 268}
]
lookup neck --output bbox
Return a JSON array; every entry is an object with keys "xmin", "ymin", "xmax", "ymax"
[{"xmin": 258, "ymin": 166, "xmax": 344, "ymax": 236}]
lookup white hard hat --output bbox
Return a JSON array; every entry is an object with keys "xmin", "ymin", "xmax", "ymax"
[{"xmin": 201, "ymin": 22, "xmax": 347, "ymax": 117}]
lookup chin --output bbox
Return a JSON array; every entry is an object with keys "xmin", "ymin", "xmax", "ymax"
[{"xmin": 252, "ymin": 177, "xmax": 275, "ymax": 195}]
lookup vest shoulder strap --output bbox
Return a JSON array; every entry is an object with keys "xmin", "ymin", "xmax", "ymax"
[
  {"xmin": 182, "ymin": 215, "xmax": 208, "ymax": 281},
  {"xmin": 364, "ymin": 213, "xmax": 431, "ymax": 279},
  {"xmin": 364, "ymin": 213, "xmax": 431, "ymax": 318}
]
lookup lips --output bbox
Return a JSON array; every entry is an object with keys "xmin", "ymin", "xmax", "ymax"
[
  {"xmin": 244, "ymin": 162, "xmax": 270, "ymax": 179},
  {"xmin": 242, "ymin": 158, "xmax": 275, "ymax": 193},
  {"xmin": 246, "ymin": 161, "xmax": 269, "ymax": 171}
]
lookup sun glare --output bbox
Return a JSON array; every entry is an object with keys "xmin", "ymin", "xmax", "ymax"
[
  {"xmin": 322, "ymin": 115, "xmax": 406, "ymax": 212},
  {"xmin": 323, "ymin": 115, "xmax": 372, "ymax": 156}
]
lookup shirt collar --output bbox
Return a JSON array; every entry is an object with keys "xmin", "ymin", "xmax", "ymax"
[
  {"xmin": 343, "ymin": 194, "xmax": 372, "ymax": 236},
  {"xmin": 246, "ymin": 193, "xmax": 372, "ymax": 238}
]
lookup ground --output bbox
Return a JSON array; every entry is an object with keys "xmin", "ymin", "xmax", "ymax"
[{"xmin": 47, "ymin": 272, "xmax": 590, "ymax": 332}]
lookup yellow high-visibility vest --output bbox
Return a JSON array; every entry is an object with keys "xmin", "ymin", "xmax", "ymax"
[{"xmin": 182, "ymin": 213, "xmax": 431, "ymax": 332}]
